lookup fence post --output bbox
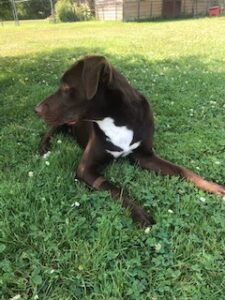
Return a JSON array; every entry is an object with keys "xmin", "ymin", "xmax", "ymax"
[
  {"xmin": 49, "ymin": 0, "xmax": 56, "ymax": 22},
  {"xmin": 192, "ymin": 0, "xmax": 195, "ymax": 16},
  {"xmin": 206, "ymin": 0, "xmax": 209, "ymax": 15},
  {"xmin": 123, "ymin": 0, "xmax": 125, "ymax": 20},
  {"xmin": 10, "ymin": 0, "xmax": 19, "ymax": 26},
  {"xmin": 150, "ymin": 0, "xmax": 152, "ymax": 18},
  {"xmin": 183, "ymin": 0, "xmax": 186, "ymax": 15},
  {"xmin": 116, "ymin": 0, "xmax": 118, "ymax": 19},
  {"xmin": 137, "ymin": 0, "xmax": 140, "ymax": 19}
]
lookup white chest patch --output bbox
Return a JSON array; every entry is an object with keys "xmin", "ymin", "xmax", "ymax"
[{"xmin": 96, "ymin": 117, "xmax": 141, "ymax": 158}]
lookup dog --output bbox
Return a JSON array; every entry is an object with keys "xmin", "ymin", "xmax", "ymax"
[{"xmin": 35, "ymin": 55, "xmax": 225, "ymax": 227}]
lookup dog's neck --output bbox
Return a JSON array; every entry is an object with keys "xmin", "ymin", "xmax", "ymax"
[
  {"xmin": 82, "ymin": 84, "xmax": 147, "ymax": 158},
  {"xmin": 83, "ymin": 85, "xmax": 144, "ymax": 126}
]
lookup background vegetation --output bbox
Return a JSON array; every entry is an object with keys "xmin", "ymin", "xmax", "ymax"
[
  {"xmin": 0, "ymin": 0, "xmax": 93, "ymax": 21},
  {"xmin": 0, "ymin": 18, "xmax": 225, "ymax": 299},
  {"xmin": 0, "ymin": 0, "xmax": 51, "ymax": 20},
  {"xmin": 55, "ymin": 0, "xmax": 92, "ymax": 22}
]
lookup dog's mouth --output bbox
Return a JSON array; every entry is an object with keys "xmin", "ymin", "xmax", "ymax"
[
  {"xmin": 35, "ymin": 103, "xmax": 80, "ymax": 127},
  {"xmin": 67, "ymin": 120, "xmax": 78, "ymax": 125}
]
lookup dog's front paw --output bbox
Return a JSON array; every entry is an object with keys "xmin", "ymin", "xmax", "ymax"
[
  {"xmin": 39, "ymin": 142, "xmax": 51, "ymax": 156},
  {"xmin": 131, "ymin": 206, "xmax": 155, "ymax": 228},
  {"xmin": 208, "ymin": 182, "xmax": 225, "ymax": 197},
  {"xmin": 216, "ymin": 184, "xmax": 225, "ymax": 197}
]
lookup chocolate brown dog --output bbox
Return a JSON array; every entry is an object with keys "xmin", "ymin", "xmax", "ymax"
[{"xmin": 35, "ymin": 55, "xmax": 225, "ymax": 227}]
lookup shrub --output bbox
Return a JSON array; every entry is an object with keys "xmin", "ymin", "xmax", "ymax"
[
  {"xmin": 55, "ymin": 0, "xmax": 93, "ymax": 22},
  {"xmin": 55, "ymin": 0, "xmax": 76, "ymax": 22},
  {"xmin": 74, "ymin": 3, "xmax": 93, "ymax": 21}
]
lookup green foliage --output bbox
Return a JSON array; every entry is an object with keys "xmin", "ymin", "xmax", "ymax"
[
  {"xmin": 0, "ymin": 0, "xmax": 92, "ymax": 22},
  {"xmin": 0, "ymin": 1, "xmax": 11, "ymax": 20},
  {"xmin": 55, "ymin": 0, "xmax": 93, "ymax": 22},
  {"xmin": 74, "ymin": 3, "xmax": 93, "ymax": 21},
  {"xmin": 0, "ymin": 0, "xmax": 51, "ymax": 20},
  {"xmin": 1, "ymin": 18, "xmax": 225, "ymax": 299},
  {"xmin": 55, "ymin": 0, "xmax": 76, "ymax": 22},
  {"xmin": 17, "ymin": 0, "xmax": 51, "ymax": 20}
]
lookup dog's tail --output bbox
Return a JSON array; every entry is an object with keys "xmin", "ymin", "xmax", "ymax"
[{"xmin": 137, "ymin": 154, "xmax": 225, "ymax": 196}]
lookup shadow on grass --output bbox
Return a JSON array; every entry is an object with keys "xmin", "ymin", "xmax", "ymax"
[
  {"xmin": 0, "ymin": 46, "xmax": 225, "ymax": 153},
  {"xmin": 0, "ymin": 47, "xmax": 225, "ymax": 179}
]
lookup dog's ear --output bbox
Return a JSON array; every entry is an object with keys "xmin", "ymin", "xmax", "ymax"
[{"xmin": 82, "ymin": 56, "xmax": 112, "ymax": 100}]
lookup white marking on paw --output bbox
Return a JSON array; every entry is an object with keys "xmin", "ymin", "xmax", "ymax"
[{"xmin": 96, "ymin": 117, "xmax": 141, "ymax": 158}]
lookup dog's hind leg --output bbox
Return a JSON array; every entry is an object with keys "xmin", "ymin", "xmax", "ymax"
[{"xmin": 133, "ymin": 150, "xmax": 225, "ymax": 196}]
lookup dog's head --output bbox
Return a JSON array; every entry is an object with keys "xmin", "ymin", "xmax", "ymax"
[{"xmin": 35, "ymin": 55, "xmax": 112, "ymax": 126}]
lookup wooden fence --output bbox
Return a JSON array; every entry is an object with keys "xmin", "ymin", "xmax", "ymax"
[{"xmin": 95, "ymin": 0, "xmax": 225, "ymax": 20}]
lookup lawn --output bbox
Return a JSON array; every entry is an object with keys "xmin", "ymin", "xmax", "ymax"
[{"xmin": 0, "ymin": 18, "xmax": 225, "ymax": 300}]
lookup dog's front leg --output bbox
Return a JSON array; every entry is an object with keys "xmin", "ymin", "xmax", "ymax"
[
  {"xmin": 39, "ymin": 125, "xmax": 61, "ymax": 156},
  {"xmin": 133, "ymin": 149, "xmax": 225, "ymax": 196},
  {"xmin": 75, "ymin": 141, "xmax": 155, "ymax": 228}
]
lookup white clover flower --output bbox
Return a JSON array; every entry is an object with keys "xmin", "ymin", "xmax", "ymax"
[
  {"xmin": 10, "ymin": 295, "xmax": 21, "ymax": 300},
  {"xmin": 145, "ymin": 227, "xmax": 150, "ymax": 234},
  {"xmin": 71, "ymin": 201, "xmax": 80, "ymax": 207},
  {"xmin": 214, "ymin": 161, "xmax": 221, "ymax": 165},
  {"xmin": 210, "ymin": 100, "xmax": 216, "ymax": 105},
  {"xmin": 196, "ymin": 166, "xmax": 200, "ymax": 170},
  {"xmin": 155, "ymin": 243, "xmax": 162, "ymax": 252},
  {"xmin": 43, "ymin": 151, "xmax": 51, "ymax": 159},
  {"xmin": 57, "ymin": 139, "xmax": 62, "ymax": 144},
  {"xmin": 45, "ymin": 161, "xmax": 50, "ymax": 166},
  {"xmin": 28, "ymin": 171, "xmax": 33, "ymax": 177},
  {"xmin": 200, "ymin": 197, "xmax": 206, "ymax": 203},
  {"xmin": 168, "ymin": 209, "xmax": 174, "ymax": 214}
]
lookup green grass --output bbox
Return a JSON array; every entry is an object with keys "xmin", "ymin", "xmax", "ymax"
[{"xmin": 1, "ymin": 18, "xmax": 225, "ymax": 300}]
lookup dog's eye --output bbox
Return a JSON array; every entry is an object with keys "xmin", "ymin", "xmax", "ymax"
[{"xmin": 62, "ymin": 87, "xmax": 76, "ymax": 98}]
